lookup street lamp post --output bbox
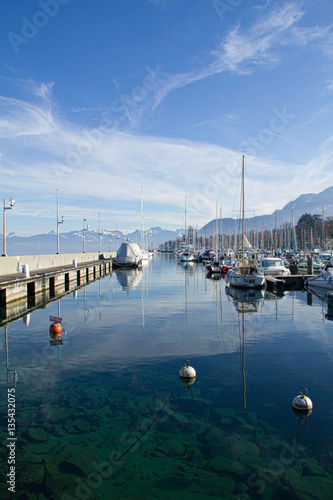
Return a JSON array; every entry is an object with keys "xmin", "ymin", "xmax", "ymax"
[
  {"xmin": 56, "ymin": 189, "xmax": 65, "ymax": 255},
  {"xmin": 2, "ymin": 195, "xmax": 15, "ymax": 256},
  {"xmin": 98, "ymin": 212, "xmax": 101, "ymax": 254},
  {"xmin": 83, "ymin": 217, "xmax": 89, "ymax": 253}
]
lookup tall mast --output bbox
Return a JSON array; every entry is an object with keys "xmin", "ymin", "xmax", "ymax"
[
  {"xmin": 141, "ymin": 186, "xmax": 144, "ymax": 249},
  {"xmin": 215, "ymin": 202, "xmax": 218, "ymax": 254},
  {"xmin": 241, "ymin": 155, "xmax": 245, "ymax": 263},
  {"xmin": 185, "ymin": 196, "xmax": 187, "ymax": 246}
]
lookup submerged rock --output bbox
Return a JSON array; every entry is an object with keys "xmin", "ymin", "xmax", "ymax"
[
  {"xmin": 61, "ymin": 448, "xmax": 98, "ymax": 477},
  {"xmin": 206, "ymin": 428, "xmax": 260, "ymax": 459},
  {"xmin": 194, "ymin": 469, "xmax": 235, "ymax": 497},
  {"xmin": 299, "ymin": 458, "xmax": 332, "ymax": 478},
  {"xmin": 208, "ymin": 455, "xmax": 249, "ymax": 474},
  {"xmin": 19, "ymin": 464, "xmax": 45, "ymax": 486},
  {"xmin": 73, "ymin": 418, "xmax": 91, "ymax": 433},
  {"xmin": 284, "ymin": 470, "xmax": 333, "ymax": 499},
  {"xmin": 27, "ymin": 427, "xmax": 48, "ymax": 443},
  {"xmin": 158, "ymin": 439, "xmax": 186, "ymax": 457},
  {"xmin": 45, "ymin": 474, "xmax": 69, "ymax": 496}
]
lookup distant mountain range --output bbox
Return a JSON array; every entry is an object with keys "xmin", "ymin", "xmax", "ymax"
[
  {"xmin": 0, "ymin": 227, "xmax": 184, "ymax": 256},
  {"xmin": 199, "ymin": 186, "xmax": 333, "ymax": 235},
  {"xmin": 1, "ymin": 187, "xmax": 332, "ymax": 255}
]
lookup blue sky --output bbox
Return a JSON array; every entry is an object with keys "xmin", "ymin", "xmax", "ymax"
[{"xmin": 1, "ymin": 0, "xmax": 333, "ymax": 235}]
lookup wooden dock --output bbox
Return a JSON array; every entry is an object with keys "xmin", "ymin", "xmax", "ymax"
[{"xmin": 265, "ymin": 274, "xmax": 315, "ymax": 293}]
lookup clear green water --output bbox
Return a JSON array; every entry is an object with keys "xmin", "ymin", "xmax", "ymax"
[{"xmin": 1, "ymin": 254, "xmax": 333, "ymax": 499}]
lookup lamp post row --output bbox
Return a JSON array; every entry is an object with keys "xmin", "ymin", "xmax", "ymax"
[{"xmin": 2, "ymin": 190, "xmax": 110, "ymax": 256}]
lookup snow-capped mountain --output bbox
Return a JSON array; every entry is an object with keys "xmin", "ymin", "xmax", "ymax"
[
  {"xmin": 200, "ymin": 186, "xmax": 333, "ymax": 235},
  {"xmin": 0, "ymin": 227, "xmax": 183, "ymax": 256}
]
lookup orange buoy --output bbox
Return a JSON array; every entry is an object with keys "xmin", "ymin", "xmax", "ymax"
[{"xmin": 49, "ymin": 322, "xmax": 62, "ymax": 340}]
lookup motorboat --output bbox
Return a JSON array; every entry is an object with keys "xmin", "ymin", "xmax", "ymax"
[
  {"xmin": 206, "ymin": 260, "xmax": 229, "ymax": 274},
  {"xmin": 179, "ymin": 250, "xmax": 194, "ymax": 262},
  {"xmin": 258, "ymin": 257, "xmax": 291, "ymax": 276},
  {"xmin": 199, "ymin": 249, "xmax": 215, "ymax": 262},
  {"xmin": 298, "ymin": 257, "xmax": 323, "ymax": 271},
  {"xmin": 306, "ymin": 259, "xmax": 333, "ymax": 290}
]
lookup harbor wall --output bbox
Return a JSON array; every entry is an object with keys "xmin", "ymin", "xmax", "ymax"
[
  {"xmin": 0, "ymin": 252, "xmax": 116, "ymax": 276},
  {"xmin": 0, "ymin": 259, "xmax": 113, "ymax": 323}
]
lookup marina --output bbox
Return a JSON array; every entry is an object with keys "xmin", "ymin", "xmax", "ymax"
[
  {"xmin": 2, "ymin": 1, "xmax": 333, "ymax": 498},
  {"xmin": 1, "ymin": 254, "xmax": 333, "ymax": 499}
]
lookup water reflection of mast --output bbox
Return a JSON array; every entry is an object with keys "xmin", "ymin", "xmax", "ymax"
[
  {"xmin": 99, "ymin": 279, "xmax": 102, "ymax": 320},
  {"xmin": 226, "ymin": 287, "xmax": 264, "ymax": 410},
  {"xmin": 184, "ymin": 265, "xmax": 190, "ymax": 324},
  {"xmin": 214, "ymin": 282, "xmax": 220, "ymax": 340},
  {"xmin": 241, "ymin": 310, "xmax": 246, "ymax": 410},
  {"xmin": 5, "ymin": 326, "xmax": 17, "ymax": 385},
  {"xmin": 57, "ymin": 300, "xmax": 62, "ymax": 363},
  {"xmin": 141, "ymin": 268, "xmax": 145, "ymax": 332}
]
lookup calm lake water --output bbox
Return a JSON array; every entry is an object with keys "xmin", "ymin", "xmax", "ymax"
[{"xmin": 1, "ymin": 254, "xmax": 333, "ymax": 499}]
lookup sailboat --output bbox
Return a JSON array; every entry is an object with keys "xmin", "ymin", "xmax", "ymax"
[
  {"xmin": 226, "ymin": 156, "xmax": 265, "ymax": 289},
  {"xmin": 179, "ymin": 196, "xmax": 194, "ymax": 262},
  {"xmin": 140, "ymin": 187, "xmax": 150, "ymax": 261}
]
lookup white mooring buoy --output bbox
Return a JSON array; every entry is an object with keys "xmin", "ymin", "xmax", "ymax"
[
  {"xmin": 179, "ymin": 359, "xmax": 196, "ymax": 386},
  {"xmin": 292, "ymin": 387, "xmax": 313, "ymax": 418}
]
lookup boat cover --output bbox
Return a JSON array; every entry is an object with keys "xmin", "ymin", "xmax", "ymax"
[{"xmin": 115, "ymin": 242, "xmax": 143, "ymax": 264}]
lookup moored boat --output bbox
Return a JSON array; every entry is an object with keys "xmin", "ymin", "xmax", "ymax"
[
  {"xmin": 113, "ymin": 242, "xmax": 143, "ymax": 268},
  {"xmin": 306, "ymin": 259, "xmax": 333, "ymax": 290},
  {"xmin": 226, "ymin": 156, "xmax": 265, "ymax": 290},
  {"xmin": 258, "ymin": 257, "xmax": 291, "ymax": 276}
]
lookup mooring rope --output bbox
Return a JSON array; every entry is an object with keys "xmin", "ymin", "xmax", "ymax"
[{"xmin": 310, "ymin": 414, "xmax": 333, "ymax": 468}]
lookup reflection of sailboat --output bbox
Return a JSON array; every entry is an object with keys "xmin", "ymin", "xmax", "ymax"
[
  {"xmin": 182, "ymin": 262, "xmax": 195, "ymax": 324},
  {"xmin": 226, "ymin": 286, "xmax": 264, "ymax": 409},
  {"xmin": 115, "ymin": 268, "xmax": 143, "ymax": 292},
  {"xmin": 225, "ymin": 286, "xmax": 265, "ymax": 312}
]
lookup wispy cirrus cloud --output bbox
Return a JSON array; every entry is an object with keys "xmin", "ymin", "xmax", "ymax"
[
  {"xmin": 0, "ymin": 81, "xmax": 55, "ymax": 138},
  {"xmin": 151, "ymin": 2, "xmax": 331, "ymax": 108},
  {"xmin": 2, "ymin": 79, "xmax": 333, "ymax": 235}
]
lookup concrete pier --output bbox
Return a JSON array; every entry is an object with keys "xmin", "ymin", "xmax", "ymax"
[
  {"xmin": 0, "ymin": 252, "xmax": 115, "ymax": 313},
  {"xmin": 0, "ymin": 257, "xmax": 114, "ymax": 327},
  {"xmin": 0, "ymin": 251, "xmax": 115, "ymax": 276}
]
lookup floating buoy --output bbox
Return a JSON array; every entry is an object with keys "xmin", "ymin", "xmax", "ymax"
[
  {"xmin": 292, "ymin": 387, "xmax": 313, "ymax": 418},
  {"xmin": 49, "ymin": 322, "xmax": 62, "ymax": 340},
  {"xmin": 179, "ymin": 359, "xmax": 196, "ymax": 386}
]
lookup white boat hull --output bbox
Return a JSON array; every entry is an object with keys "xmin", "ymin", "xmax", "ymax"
[
  {"xmin": 179, "ymin": 254, "xmax": 194, "ymax": 262},
  {"xmin": 306, "ymin": 260, "xmax": 333, "ymax": 290},
  {"xmin": 227, "ymin": 270, "xmax": 265, "ymax": 289},
  {"xmin": 306, "ymin": 276, "xmax": 333, "ymax": 290}
]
